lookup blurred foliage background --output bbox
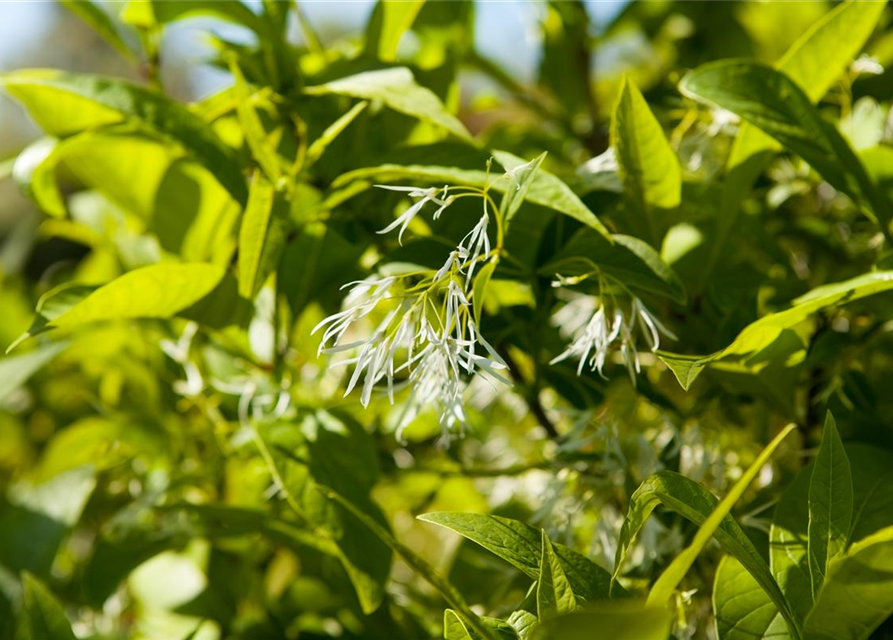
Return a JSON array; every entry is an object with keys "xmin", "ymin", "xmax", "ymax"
[{"xmin": 4, "ymin": 2, "xmax": 893, "ymax": 640}]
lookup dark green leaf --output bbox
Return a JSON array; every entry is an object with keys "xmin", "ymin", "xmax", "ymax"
[
  {"xmin": 679, "ymin": 61, "xmax": 891, "ymax": 234},
  {"xmin": 20, "ymin": 573, "xmax": 76, "ymax": 640},
  {"xmin": 807, "ymin": 413, "xmax": 853, "ymax": 600},
  {"xmin": 418, "ymin": 512, "xmax": 619, "ymax": 601}
]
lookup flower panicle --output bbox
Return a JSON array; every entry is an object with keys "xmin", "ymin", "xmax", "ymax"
[{"xmin": 550, "ymin": 292, "xmax": 675, "ymax": 383}]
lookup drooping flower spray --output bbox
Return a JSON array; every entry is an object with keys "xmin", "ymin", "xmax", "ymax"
[{"xmin": 314, "ymin": 157, "xmax": 542, "ymax": 440}]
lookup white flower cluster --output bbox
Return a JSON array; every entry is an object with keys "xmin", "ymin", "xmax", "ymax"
[
  {"xmin": 312, "ymin": 163, "xmax": 544, "ymax": 439},
  {"xmin": 550, "ymin": 292, "xmax": 675, "ymax": 382}
]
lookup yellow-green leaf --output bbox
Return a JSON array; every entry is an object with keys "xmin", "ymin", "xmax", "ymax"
[{"xmin": 305, "ymin": 67, "xmax": 474, "ymax": 144}]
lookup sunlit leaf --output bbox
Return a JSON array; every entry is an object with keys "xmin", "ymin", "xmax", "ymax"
[
  {"xmin": 803, "ymin": 526, "xmax": 893, "ymax": 640},
  {"xmin": 0, "ymin": 69, "xmax": 247, "ymax": 203},
  {"xmin": 0, "ymin": 342, "xmax": 68, "ymax": 403},
  {"xmin": 613, "ymin": 469, "xmax": 798, "ymax": 637},
  {"xmin": 612, "ymin": 76, "xmax": 680, "ymax": 243},
  {"xmin": 713, "ymin": 556, "xmax": 790, "ymax": 640},
  {"xmin": 646, "ymin": 426, "xmax": 796, "ymax": 619},
  {"xmin": 365, "ymin": 0, "xmax": 426, "ymax": 62},
  {"xmin": 305, "ymin": 67, "xmax": 474, "ymax": 143},
  {"xmin": 238, "ymin": 173, "xmax": 288, "ymax": 299},
  {"xmin": 660, "ymin": 271, "xmax": 893, "ymax": 389}
]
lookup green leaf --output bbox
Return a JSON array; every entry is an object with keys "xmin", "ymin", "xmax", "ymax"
[
  {"xmin": 732, "ymin": 0, "xmax": 885, "ymax": 165},
  {"xmin": 20, "ymin": 573, "xmax": 76, "ymax": 640},
  {"xmin": 229, "ymin": 60, "xmax": 282, "ymax": 182},
  {"xmin": 445, "ymin": 609, "xmax": 477, "ymax": 640},
  {"xmin": 29, "ymin": 130, "xmax": 240, "ymax": 263},
  {"xmin": 770, "ymin": 443, "xmax": 893, "ymax": 626},
  {"xmin": 0, "ymin": 69, "xmax": 247, "ymax": 204},
  {"xmin": 611, "ymin": 75, "xmax": 681, "ymax": 242},
  {"xmin": 708, "ymin": 0, "xmax": 884, "ymax": 287},
  {"xmin": 255, "ymin": 412, "xmax": 391, "ymax": 615},
  {"xmin": 0, "ymin": 342, "xmax": 68, "ymax": 403},
  {"xmin": 532, "ymin": 602, "xmax": 672, "ymax": 640},
  {"xmin": 306, "ymin": 101, "xmax": 369, "ymax": 166},
  {"xmin": 148, "ymin": 0, "xmax": 263, "ymax": 30},
  {"xmin": 613, "ymin": 469, "xmax": 798, "ymax": 637},
  {"xmin": 12, "ymin": 137, "xmax": 66, "ymax": 217},
  {"xmin": 418, "ymin": 512, "xmax": 619, "ymax": 601},
  {"xmin": 507, "ymin": 611, "xmax": 538, "ymax": 640},
  {"xmin": 472, "ymin": 261, "xmax": 497, "ymax": 326},
  {"xmin": 646, "ymin": 426, "xmax": 797, "ymax": 621},
  {"xmin": 444, "ymin": 610, "xmax": 518, "ymax": 640},
  {"xmin": 238, "ymin": 174, "xmax": 288, "ymax": 299},
  {"xmin": 52, "ymin": 263, "xmax": 225, "ymax": 329},
  {"xmin": 546, "ymin": 230, "xmax": 686, "ymax": 302},
  {"xmin": 317, "ymin": 491, "xmax": 498, "ymax": 640},
  {"xmin": 492, "ymin": 150, "xmax": 610, "ymax": 238},
  {"xmin": 803, "ymin": 526, "xmax": 893, "ymax": 640},
  {"xmin": 679, "ymin": 61, "xmax": 891, "ymax": 234},
  {"xmin": 11, "ymin": 263, "xmax": 226, "ymax": 349},
  {"xmin": 60, "ymin": 0, "xmax": 134, "ymax": 60},
  {"xmin": 0, "ymin": 467, "xmax": 97, "ymax": 576},
  {"xmin": 305, "ymin": 68, "xmax": 473, "ymax": 143},
  {"xmin": 659, "ymin": 271, "xmax": 893, "ymax": 389},
  {"xmin": 713, "ymin": 556, "xmax": 791, "ymax": 640},
  {"xmin": 807, "ymin": 412, "xmax": 853, "ymax": 600},
  {"xmin": 336, "ymin": 146, "xmax": 610, "ymax": 238},
  {"xmin": 365, "ymin": 0, "xmax": 426, "ymax": 62},
  {"xmin": 499, "ymin": 152, "xmax": 546, "ymax": 227},
  {"xmin": 537, "ymin": 532, "xmax": 578, "ymax": 619}
]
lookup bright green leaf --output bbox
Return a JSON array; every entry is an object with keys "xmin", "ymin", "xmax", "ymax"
[
  {"xmin": 305, "ymin": 67, "xmax": 474, "ymax": 143},
  {"xmin": 613, "ymin": 469, "xmax": 798, "ymax": 637},
  {"xmin": 238, "ymin": 173, "xmax": 288, "ymax": 299},
  {"xmin": 12, "ymin": 137, "xmax": 66, "ymax": 217},
  {"xmin": 660, "ymin": 271, "xmax": 893, "ymax": 389},
  {"xmin": 0, "ymin": 342, "xmax": 68, "ymax": 403},
  {"xmin": 365, "ymin": 0, "xmax": 426, "ymax": 61},
  {"xmin": 646, "ymin": 425, "xmax": 796, "ymax": 624},
  {"xmin": 0, "ymin": 69, "xmax": 247, "ymax": 203},
  {"xmin": 229, "ymin": 60, "xmax": 283, "ymax": 183},
  {"xmin": 612, "ymin": 75, "xmax": 681, "ymax": 242}
]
